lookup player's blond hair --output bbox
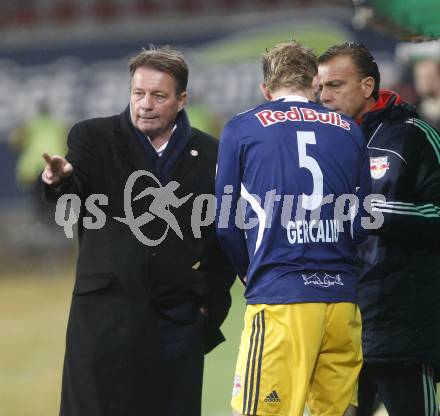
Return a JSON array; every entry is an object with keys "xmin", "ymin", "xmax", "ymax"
[{"xmin": 262, "ymin": 41, "xmax": 317, "ymax": 93}]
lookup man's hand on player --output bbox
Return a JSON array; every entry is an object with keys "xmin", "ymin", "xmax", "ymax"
[{"xmin": 41, "ymin": 152, "xmax": 73, "ymax": 186}]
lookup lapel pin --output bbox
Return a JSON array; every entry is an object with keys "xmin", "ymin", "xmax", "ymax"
[{"xmin": 190, "ymin": 149, "xmax": 198, "ymax": 157}]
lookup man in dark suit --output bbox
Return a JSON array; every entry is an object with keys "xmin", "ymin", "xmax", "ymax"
[{"xmin": 42, "ymin": 46, "xmax": 235, "ymax": 416}]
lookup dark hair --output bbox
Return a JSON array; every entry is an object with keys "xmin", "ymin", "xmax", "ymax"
[
  {"xmin": 262, "ymin": 40, "xmax": 317, "ymax": 92},
  {"xmin": 319, "ymin": 42, "xmax": 380, "ymax": 100},
  {"xmin": 129, "ymin": 45, "xmax": 188, "ymax": 94}
]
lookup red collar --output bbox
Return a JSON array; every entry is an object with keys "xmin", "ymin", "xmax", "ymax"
[
  {"xmin": 356, "ymin": 90, "xmax": 402, "ymax": 124},
  {"xmin": 371, "ymin": 90, "xmax": 402, "ymax": 111}
]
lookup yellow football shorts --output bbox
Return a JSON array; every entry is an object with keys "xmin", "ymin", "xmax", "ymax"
[{"xmin": 231, "ymin": 302, "xmax": 362, "ymax": 416}]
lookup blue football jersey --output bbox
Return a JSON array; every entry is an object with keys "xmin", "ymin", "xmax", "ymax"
[{"xmin": 215, "ymin": 95, "xmax": 371, "ymax": 304}]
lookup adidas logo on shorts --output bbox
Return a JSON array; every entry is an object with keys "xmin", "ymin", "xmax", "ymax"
[{"xmin": 264, "ymin": 390, "xmax": 281, "ymax": 403}]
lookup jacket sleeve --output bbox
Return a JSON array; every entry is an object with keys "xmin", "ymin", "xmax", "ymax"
[
  {"xmin": 215, "ymin": 119, "xmax": 249, "ymax": 280},
  {"xmin": 371, "ymin": 120, "xmax": 440, "ymax": 242},
  {"xmin": 44, "ymin": 122, "xmax": 96, "ymax": 203}
]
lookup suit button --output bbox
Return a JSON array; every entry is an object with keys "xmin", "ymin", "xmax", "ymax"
[{"xmin": 150, "ymin": 250, "xmax": 157, "ymax": 257}]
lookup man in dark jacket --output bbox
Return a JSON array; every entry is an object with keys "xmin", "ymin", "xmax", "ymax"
[
  {"xmin": 318, "ymin": 42, "xmax": 440, "ymax": 416},
  {"xmin": 41, "ymin": 46, "xmax": 235, "ymax": 416}
]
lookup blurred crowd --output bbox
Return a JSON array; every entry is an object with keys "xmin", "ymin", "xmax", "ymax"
[
  {"xmin": 0, "ymin": 0, "xmax": 347, "ymax": 29},
  {"xmin": 393, "ymin": 41, "xmax": 440, "ymax": 130}
]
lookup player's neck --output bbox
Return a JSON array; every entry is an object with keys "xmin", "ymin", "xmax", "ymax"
[{"xmin": 270, "ymin": 88, "xmax": 314, "ymax": 102}]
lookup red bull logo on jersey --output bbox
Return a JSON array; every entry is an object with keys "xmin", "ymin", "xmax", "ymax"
[
  {"xmin": 370, "ymin": 156, "xmax": 390, "ymax": 180},
  {"xmin": 302, "ymin": 272, "xmax": 344, "ymax": 288},
  {"xmin": 255, "ymin": 106, "xmax": 351, "ymax": 130}
]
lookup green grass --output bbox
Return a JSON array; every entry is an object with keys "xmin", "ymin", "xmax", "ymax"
[
  {"xmin": 0, "ymin": 271, "xmax": 245, "ymax": 416},
  {"xmin": 0, "ymin": 272, "xmax": 71, "ymax": 416}
]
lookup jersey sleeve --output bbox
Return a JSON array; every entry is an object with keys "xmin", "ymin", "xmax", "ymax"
[{"xmin": 215, "ymin": 119, "xmax": 249, "ymax": 280}]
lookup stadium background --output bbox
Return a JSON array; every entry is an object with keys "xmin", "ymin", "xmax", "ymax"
[{"xmin": 0, "ymin": 1, "xmax": 438, "ymax": 415}]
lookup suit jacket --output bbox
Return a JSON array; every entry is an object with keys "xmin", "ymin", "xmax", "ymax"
[{"xmin": 46, "ymin": 109, "xmax": 235, "ymax": 416}]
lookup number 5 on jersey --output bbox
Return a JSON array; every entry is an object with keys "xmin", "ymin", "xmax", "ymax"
[{"xmin": 297, "ymin": 131, "xmax": 323, "ymax": 211}]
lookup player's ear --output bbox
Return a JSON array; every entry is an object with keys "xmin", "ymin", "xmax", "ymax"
[
  {"xmin": 361, "ymin": 76, "xmax": 375, "ymax": 99},
  {"xmin": 259, "ymin": 83, "xmax": 272, "ymax": 101}
]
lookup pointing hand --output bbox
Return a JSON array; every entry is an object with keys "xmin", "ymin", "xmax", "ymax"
[{"xmin": 41, "ymin": 152, "xmax": 73, "ymax": 186}]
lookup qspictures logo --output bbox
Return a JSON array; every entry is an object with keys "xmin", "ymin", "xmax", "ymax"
[
  {"xmin": 113, "ymin": 170, "xmax": 192, "ymax": 246},
  {"xmin": 54, "ymin": 170, "xmax": 385, "ymax": 246}
]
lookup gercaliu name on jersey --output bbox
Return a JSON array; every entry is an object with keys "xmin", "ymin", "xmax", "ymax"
[
  {"xmin": 255, "ymin": 107, "xmax": 350, "ymax": 130},
  {"xmin": 286, "ymin": 219, "xmax": 340, "ymax": 244}
]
